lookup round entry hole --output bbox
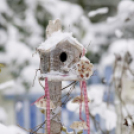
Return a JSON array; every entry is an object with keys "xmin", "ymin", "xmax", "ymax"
[{"xmin": 59, "ymin": 52, "xmax": 67, "ymax": 62}]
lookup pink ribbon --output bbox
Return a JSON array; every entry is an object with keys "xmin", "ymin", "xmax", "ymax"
[
  {"xmin": 79, "ymin": 82, "xmax": 84, "ymax": 121},
  {"xmin": 82, "ymin": 81, "xmax": 90, "ymax": 134},
  {"xmin": 32, "ymin": 78, "xmax": 51, "ymax": 134},
  {"xmin": 45, "ymin": 77, "xmax": 51, "ymax": 134}
]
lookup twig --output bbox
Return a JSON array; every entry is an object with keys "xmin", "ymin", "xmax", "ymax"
[
  {"xmin": 61, "ymin": 81, "xmax": 77, "ymax": 90},
  {"xmin": 38, "ymin": 77, "xmax": 44, "ymax": 89},
  {"xmin": 32, "ymin": 69, "xmax": 40, "ymax": 87}
]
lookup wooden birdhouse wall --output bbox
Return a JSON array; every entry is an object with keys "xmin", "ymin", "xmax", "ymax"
[
  {"xmin": 39, "ymin": 40, "xmax": 81, "ymax": 75},
  {"xmin": 39, "ymin": 51, "xmax": 50, "ymax": 74},
  {"xmin": 56, "ymin": 40, "xmax": 81, "ymax": 69}
]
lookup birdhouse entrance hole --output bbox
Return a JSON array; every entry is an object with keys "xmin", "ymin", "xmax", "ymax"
[{"xmin": 59, "ymin": 52, "xmax": 67, "ymax": 62}]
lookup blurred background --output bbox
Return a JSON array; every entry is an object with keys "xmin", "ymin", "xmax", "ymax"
[{"xmin": 0, "ymin": 0, "xmax": 134, "ymax": 134}]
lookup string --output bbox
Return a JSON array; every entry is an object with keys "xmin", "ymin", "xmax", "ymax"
[
  {"xmin": 79, "ymin": 48, "xmax": 90, "ymax": 133},
  {"xmin": 79, "ymin": 82, "xmax": 84, "ymax": 121},
  {"xmin": 82, "ymin": 81, "xmax": 90, "ymax": 134},
  {"xmin": 79, "ymin": 47, "xmax": 86, "ymax": 121}
]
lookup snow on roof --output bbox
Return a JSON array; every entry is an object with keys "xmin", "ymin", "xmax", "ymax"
[{"xmin": 38, "ymin": 31, "xmax": 84, "ymax": 52}]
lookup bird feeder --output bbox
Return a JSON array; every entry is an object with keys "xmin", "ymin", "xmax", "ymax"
[{"xmin": 36, "ymin": 19, "xmax": 93, "ymax": 134}]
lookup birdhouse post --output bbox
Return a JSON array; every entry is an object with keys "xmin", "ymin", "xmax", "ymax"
[{"xmin": 36, "ymin": 19, "xmax": 93, "ymax": 134}]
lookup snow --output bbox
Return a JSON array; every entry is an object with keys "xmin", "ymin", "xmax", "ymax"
[
  {"xmin": 88, "ymin": 84, "xmax": 105, "ymax": 105},
  {"xmin": 67, "ymin": 84, "xmax": 105, "ymax": 112},
  {"xmin": 99, "ymin": 39, "xmax": 134, "ymax": 74},
  {"xmin": 0, "ymin": 0, "xmax": 8, "ymax": 13},
  {"xmin": 109, "ymin": 39, "xmax": 134, "ymax": 58},
  {"xmin": 0, "ymin": 80, "xmax": 15, "ymax": 90},
  {"xmin": 88, "ymin": 84, "xmax": 116, "ymax": 131},
  {"xmin": 0, "ymin": 124, "xmax": 27, "ymax": 134},
  {"xmin": 38, "ymin": 31, "xmax": 84, "ymax": 52},
  {"xmin": 3, "ymin": 81, "xmax": 26, "ymax": 95},
  {"xmin": 39, "ymin": 73, "xmax": 80, "ymax": 81},
  {"xmin": 88, "ymin": 7, "xmax": 109, "ymax": 17},
  {"xmin": 90, "ymin": 103, "xmax": 116, "ymax": 130},
  {"xmin": 66, "ymin": 101, "xmax": 79, "ymax": 113},
  {"xmin": 118, "ymin": 0, "xmax": 134, "ymax": 14},
  {"xmin": 0, "ymin": 30, "xmax": 7, "ymax": 45},
  {"xmin": 20, "ymin": 65, "xmax": 36, "ymax": 84},
  {"xmin": 42, "ymin": 0, "xmax": 83, "ymax": 27},
  {"xmin": 115, "ymin": 29, "xmax": 123, "ymax": 38},
  {"xmin": 0, "ymin": 107, "xmax": 7, "ymax": 123},
  {"xmin": 15, "ymin": 101, "xmax": 23, "ymax": 112},
  {"xmin": 0, "ymin": 25, "xmax": 32, "ymax": 65},
  {"xmin": 0, "ymin": 0, "xmax": 134, "ymax": 132},
  {"xmin": 67, "ymin": 84, "xmax": 117, "ymax": 130},
  {"xmin": 5, "ymin": 40, "xmax": 32, "ymax": 65}
]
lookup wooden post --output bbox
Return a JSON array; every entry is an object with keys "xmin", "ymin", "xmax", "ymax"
[{"xmin": 46, "ymin": 81, "xmax": 62, "ymax": 134}]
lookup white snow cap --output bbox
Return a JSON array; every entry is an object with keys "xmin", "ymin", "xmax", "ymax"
[{"xmin": 38, "ymin": 31, "xmax": 84, "ymax": 52}]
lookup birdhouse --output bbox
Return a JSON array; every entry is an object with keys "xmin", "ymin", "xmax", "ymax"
[
  {"xmin": 37, "ymin": 19, "xmax": 91, "ymax": 81},
  {"xmin": 35, "ymin": 19, "xmax": 93, "ymax": 134}
]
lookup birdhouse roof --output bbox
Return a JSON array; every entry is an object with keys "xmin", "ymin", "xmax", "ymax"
[{"xmin": 38, "ymin": 31, "xmax": 85, "ymax": 52}]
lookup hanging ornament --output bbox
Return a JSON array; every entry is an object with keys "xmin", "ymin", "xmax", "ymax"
[
  {"xmin": 76, "ymin": 56, "xmax": 93, "ymax": 80},
  {"xmin": 70, "ymin": 121, "xmax": 88, "ymax": 131},
  {"xmin": 72, "ymin": 95, "xmax": 90, "ymax": 103},
  {"xmin": 35, "ymin": 97, "xmax": 55, "ymax": 110}
]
